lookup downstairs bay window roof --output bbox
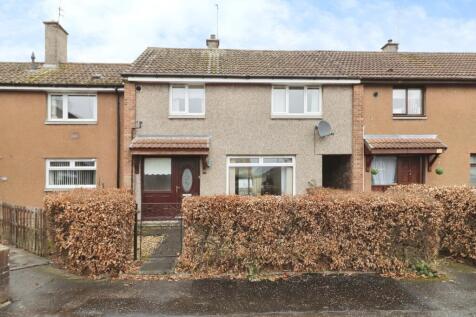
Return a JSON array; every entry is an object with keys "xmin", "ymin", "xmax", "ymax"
[
  {"xmin": 364, "ymin": 134, "xmax": 447, "ymax": 155},
  {"xmin": 129, "ymin": 136, "xmax": 210, "ymax": 155}
]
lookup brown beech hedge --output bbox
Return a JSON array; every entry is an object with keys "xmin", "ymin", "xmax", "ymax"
[
  {"xmin": 44, "ymin": 189, "xmax": 136, "ymax": 277},
  {"xmin": 389, "ymin": 185, "xmax": 476, "ymax": 263},
  {"xmin": 177, "ymin": 189, "xmax": 442, "ymax": 275}
]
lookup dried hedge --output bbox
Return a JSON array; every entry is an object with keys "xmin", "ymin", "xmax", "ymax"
[
  {"xmin": 44, "ymin": 189, "xmax": 136, "ymax": 277},
  {"xmin": 177, "ymin": 190, "xmax": 442, "ymax": 275},
  {"xmin": 389, "ymin": 185, "xmax": 476, "ymax": 263}
]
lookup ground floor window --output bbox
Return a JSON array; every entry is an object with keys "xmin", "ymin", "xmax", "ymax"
[
  {"xmin": 227, "ymin": 156, "xmax": 294, "ymax": 196},
  {"xmin": 371, "ymin": 156, "xmax": 397, "ymax": 185},
  {"xmin": 471, "ymin": 154, "xmax": 476, "ymax": 186},
  {"xmin": 46, "ymin": 159, "xmax": 96, "ymax": 189}
]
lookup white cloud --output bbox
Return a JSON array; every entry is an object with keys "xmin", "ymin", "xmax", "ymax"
[{"xmin": 1, "ymin": 0, "xmax": 476, "ymax": 63}]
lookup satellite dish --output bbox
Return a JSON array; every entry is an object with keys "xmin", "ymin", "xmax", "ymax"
[{"xmin": 316, "ymin": 120, "xmax": 334, "ymax": 137}]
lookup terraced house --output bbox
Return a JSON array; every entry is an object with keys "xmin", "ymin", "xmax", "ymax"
[
  {"xmin": 2, "ymin": 23, "xmax": 476, "ymax": 214},
  {"xmin": 122, "ymin": 36, "xmax": 363, "ymax": 220},
  {"xmin": 0, "ymin": 22, "xmax": 128, "ymax": 207}
]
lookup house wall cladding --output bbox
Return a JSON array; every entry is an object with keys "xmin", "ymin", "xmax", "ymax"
[
  {"xmin": 363, "ymin": 85, "xmax": 476, "ymax": 190},
  {"xmin": 0, "ymin": 91, "xmax": 119, "ymax": 207},
  {"xmin": 133, "ymin": 83, "xmax": 353, "ymax": 195}
]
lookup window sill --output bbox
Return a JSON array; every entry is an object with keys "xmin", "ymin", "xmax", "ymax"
[
  {"xmin": 271, "ymin": 114, "xmax": 323, "ymax": 120},
  {"xmin": 168, "ymin": 114, "xmax": 205, "ymax": 119},
  {"xmin": 45, "ymin": 121, "xmax": 98, "ymax": 125},
  {"xmin": 45, "ymin": 187, "xmax": 96, "ymax": 192},
  {"xmin": 392, "ymin": 116, "xmax": 427, "ymax": 120}
]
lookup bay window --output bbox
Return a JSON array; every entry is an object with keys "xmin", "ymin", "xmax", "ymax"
[
  {"xmin": 272, "ymin": 86, "xmax": 321, "ymax": 116},
  {"xmin": 227, "ymin": 156, "xmax": 295, "ymax": 196},
  {"xmin": 48, "ymin": 94, "xmax": 97, "ymax": 122}
]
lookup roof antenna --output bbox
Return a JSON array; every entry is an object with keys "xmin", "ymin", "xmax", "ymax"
[
  {"xmin": 215, "ymin": 3, "xmax": 219, "ymax": 38},
  {"xmin": 57, "ymin": 0, "xmax": 64, "ymax": 23}
]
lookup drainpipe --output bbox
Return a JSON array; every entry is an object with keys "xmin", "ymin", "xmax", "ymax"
[{"xmin": 115, "ymin": 87, "xmax": 121, "ymax": 188}]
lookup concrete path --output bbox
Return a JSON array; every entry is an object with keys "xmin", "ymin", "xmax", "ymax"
[
  {"xmin": 139, "ymin": 224, "xmax": 182, "ymax": 274},
  {"xmin": 1, "ymin": 257, "xmax": 476, "ymax": 316},
  {"xmin": 8, "ymin": 247, "xmax": 49, "ymax": 271}
]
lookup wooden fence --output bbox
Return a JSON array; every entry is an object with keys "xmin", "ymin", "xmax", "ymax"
[{"xmin": 0, "ymin": 203, "xmax": 49, "ymax": 256}]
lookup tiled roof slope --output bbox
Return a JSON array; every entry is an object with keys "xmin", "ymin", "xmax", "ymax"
[
  {"xmin": 365, "ymin": 135, "xmax": 447, "ymax": 150},
  {"xmin": 126, "ymin": 48, "xmax": 476, "ymax": 80},
  {"xmin": 0, "ymin": 62, "xmax": 129, "ymax": 86}
]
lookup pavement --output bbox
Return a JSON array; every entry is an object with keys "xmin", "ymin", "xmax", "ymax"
[
  {"xmin": 1, "ymin": 248, "xmax": 476, "ymax": 316},
  {"xmin": 139, "ymin": 223, "xmax": 182, "ymax": 274}
]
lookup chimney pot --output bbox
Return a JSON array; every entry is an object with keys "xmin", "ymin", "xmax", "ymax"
[
  {"xmin": 44, "ymin": 21, "xmax": 68, "ymax": 65},
  {"xmin": 206, "ymin": 34, "xmax": 220, "ymax": 49},
  {"xmin": 381, "ymin": 39, "xmax": 399, "ymax": 52}
]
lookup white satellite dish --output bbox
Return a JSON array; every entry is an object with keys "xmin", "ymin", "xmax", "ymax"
[{"xmin": 316, "ymin": 120, "xmax": 334, "ymax": 137}]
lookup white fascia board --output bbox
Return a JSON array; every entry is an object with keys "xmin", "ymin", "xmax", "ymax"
[
  {"xmin": 0, "ymin": 86, "xmax": 124, "ymax": 92},
  {"xmin": 127, "ymin": 76, "xmax": 360, "ymax": 85}
]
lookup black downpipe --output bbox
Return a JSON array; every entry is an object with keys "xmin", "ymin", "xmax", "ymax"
[{"xmin": 115, "ymin": 87, "xmax": 121, "ymax": 188}]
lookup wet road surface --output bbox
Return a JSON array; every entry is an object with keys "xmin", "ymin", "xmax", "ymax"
[{"xmin": 1, "ymin": 249, "xmax": 476, "ymax": 316}]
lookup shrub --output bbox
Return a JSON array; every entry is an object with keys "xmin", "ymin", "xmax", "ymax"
[
  {"xmin": 44, "ymin": 189, "xmax": 136, "ymax": 277},
  {"xmin": 177, "ymin": 190, "xmax": 442, "ymax": 275},
  {"xmin": 389, "ymin": 185, "xmax": 476, "ymax": 263}
]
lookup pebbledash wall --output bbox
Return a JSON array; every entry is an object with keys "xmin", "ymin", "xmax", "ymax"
[
  {"xmin": 0, "ymin": 91, "xmax": 120, "ymax": 207},
  {"xmin": 129, "ymin": 83, "xmax": 354, "ymax": 195},
  {"xmin": 363, "ymin": 85, "xmax": 476, "ymax": 191}
]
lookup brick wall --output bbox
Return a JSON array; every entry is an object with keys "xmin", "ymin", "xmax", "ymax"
[
  {"xmin": 121, "ymin": 82, "xmax": 136, "ymax": 190},
  {"xmin": 351, "ymin": 84, "xmax": 364, "ymax": 192}
]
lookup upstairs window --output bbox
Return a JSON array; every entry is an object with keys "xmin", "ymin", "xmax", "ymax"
[
  {"xmin": 170, "ymin": 85, "xmax": 205, "ymax": 116},
  {"xmin": 48, "ymin": 94, "xmax": 97, "ymax": 122},
  {"xmin": 392, "ymin": 88, "xmax": 423, "ymax": 116},
  {"xmin": 46, "ymin": 159, "xmax": 96, "ymax": 189},
  {"xmin": 272, "ymin": 86, "xmax": 321, "ymax": 116}
]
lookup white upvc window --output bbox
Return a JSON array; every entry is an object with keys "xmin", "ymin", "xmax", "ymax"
[
  {"xmin": 169, "ymin": 85, "xmax": 205, "ymax": 116},
  {"xmin": 226, "ymin": 156, "xmax": 295, "ymax": 196},
  {"xmin": 46, "ymin": 159, "xmax": 96, "ymax": 189},
  {"xmin": 272, "ymin": 86, "xmax": 322, "ymax": 117},
  {"xmin": 47, "ymin": 93, "xmax": 97, "ymax": 122}
]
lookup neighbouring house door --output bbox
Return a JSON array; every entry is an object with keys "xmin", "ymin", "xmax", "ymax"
[
  {"xmin": 396, "ymin": 156, "xmax": 422, "ymax": 185},
  {"xmin": 371, "ymin": 155, "xmax": 422, "ymax": 191},
  {"xmin": 142, "ymin": 157, "xmax": 200, "ymax": 220}
]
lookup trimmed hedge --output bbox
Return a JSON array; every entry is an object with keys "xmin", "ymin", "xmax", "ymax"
[
  {"xmin": 177, "ymin": 190, "xmax": 442, "ymax": 275},
  {"xmin": 389, "ymin": 185, "xmax": 476, "ymax": 263},
  {"xmin": 44, "ymin": 189, "xmax": 136, "ymax": 277}
]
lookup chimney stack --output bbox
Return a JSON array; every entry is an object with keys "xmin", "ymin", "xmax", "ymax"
[
  {"xmin": 381, "ymin": 39, "xmax": 399, "ymax": 52},
  {"xmin": 44, "ymin": 21, "xmax": 68, "ymax": 65},
  {"xmin": 206, "ymin": 34, "xmax": 219, "ymax": 49}
]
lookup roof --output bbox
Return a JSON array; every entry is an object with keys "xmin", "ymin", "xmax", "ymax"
[
  {"xmin": 130, "ymin": 136, "xmax": 210, "ymax": 155},
  {"xmin": 0, "ymin": 62, "xmax": 129, "ymax": 87},
  {"xmin": 364, "ymin": 134, "xmax": 447, "ymax": 154},
  {"xmin": 126, "ymin": 47, "xmax": 476, "ymax": 81}
]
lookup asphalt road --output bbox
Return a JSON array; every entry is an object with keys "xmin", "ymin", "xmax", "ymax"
[{"xmin": 1, "ymin": 248, "xmax": 476, "ymax": 316}]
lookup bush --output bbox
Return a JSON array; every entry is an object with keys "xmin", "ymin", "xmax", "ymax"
[
  {"xmin": 44, "ymin": 189, "xmax": 136, "ymax": 277},
  {"xmin": 389, "ymin": 185, "xmax": 476, "ymax": 263},
  {"xmin": 177, "ymin": 190, "xmax": 442, "ymax": 275}
]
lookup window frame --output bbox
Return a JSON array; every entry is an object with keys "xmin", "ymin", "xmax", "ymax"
[
  {"xmin": 392, "ymin": 87, "xmax": 425, "ymax": 117},
  {"xmin": 45, "ymin": 158, "xmax": 97, "ymax": 190},
  {"xmin": 470, "ymin": 154, "xmax": 476, "ymax": 186},
  {"xmin": 271, "ymin": 86, "xmax": 322, "ymax": 117},
  {"xmin": 226, "ymin": 156, "xmax": 296, "ymax": 195},
  {"xmin": 47, "ymin": 93, "xmax": 98, "ymax": 123},
  {"xmin": 169, "ymin": 84, "xmax": 206, "ymax": 117}
]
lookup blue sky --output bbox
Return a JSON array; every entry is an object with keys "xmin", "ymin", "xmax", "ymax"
[{"xmin": 1, "ymin": 0, "xmax": 476, "ymax": 63}]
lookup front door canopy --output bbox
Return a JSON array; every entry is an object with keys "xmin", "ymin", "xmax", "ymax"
[
  {"xmin": 364, "ymin": 134, "xmax": 447, "ymax": 155},
  {"xmin": 130, "ymin": 135, "xmax": 210, "ymax": 156}
]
